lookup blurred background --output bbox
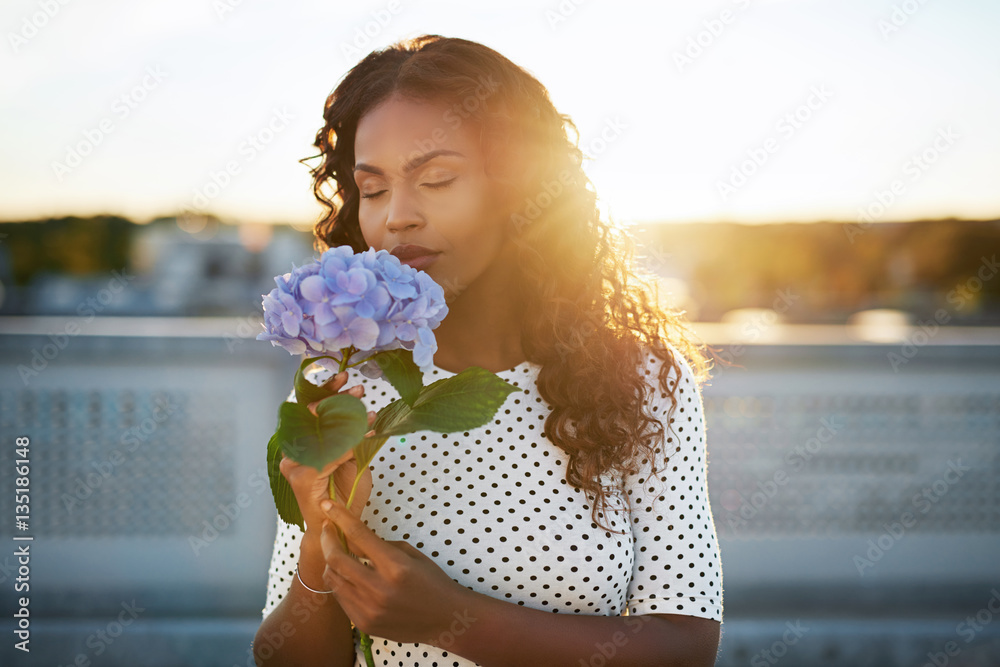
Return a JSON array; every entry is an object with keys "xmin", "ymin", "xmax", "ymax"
[{"xmin": 1, "ymin": 0, "xmax": 998, "ymax": 665}]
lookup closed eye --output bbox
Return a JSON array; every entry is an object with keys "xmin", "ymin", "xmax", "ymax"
[
  {"xmin": 361, "ymin": 176, "xmax": 458, "ymax": 199},
  {"xmin": 360, "ymin": 177, "xmax": 456, "ymax": 200},
  {"xmin": 423, "ymin": 177, "xmax": 457, "ymax": 190}
]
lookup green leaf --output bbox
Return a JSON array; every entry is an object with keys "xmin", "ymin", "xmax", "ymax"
[
  {"xmin": 378, "ymin": 367, "xmax": 522, "ymax": 436},
  {"xmin": 352, "ymin": 398, "xmax": 411, "ymax": 471},
  {"xmin": 267, "ymin": 430, "xmax": 304, "ymax": 530},
  {"xmin": 277, "ymin": 395, "xmax": 370, "ymax": 471},
  {"xmin": 353, "ymin": 432, "xmax": 392, "ymax": 474},
  {"xmin": 371, "ymin": 349, "xmax": 423, "ymax": 407},
  {"xmin": 293, "ymin": 355, "xmax": 343, "ymax": 406}
]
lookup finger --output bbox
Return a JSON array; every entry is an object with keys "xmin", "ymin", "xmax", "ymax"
[
  {"xmin": 306, "ymin": 370, "xmax": 351, "ymax": 404},
  {"xmin": 309, "ymin": 448, "xmax": 356, "ymax": 478},
  {"xmin": 344, "ymin": 384, "xmax": 365, "ymax": 398},
  {"xmin": 323, "ymin": 370, "xmax": 349, "ymax": 390},
  {"xmin": 309, "ymin": 382, "xmax": 364, "ymax": 415},
  {"xmin": 282, "ymin": 450, "xmax": 347, "ymax": 480},
  {"xmin": 321, "ymin": 563, "xmax": 348, "ymax": 597},
  {"xmin": 320, "ymin": 520, "xmax": 372, "ymax": 584},
  {"xmin": 320, "ymin": 498, "xmax": 385, "ymax": 562},
  {"xmin": 327, "ymin": 447, "xmax": 356, "ymax": 470},
  {"xmin": 278, "ymin": 454, "xmax": 299, "ymax": 476}
]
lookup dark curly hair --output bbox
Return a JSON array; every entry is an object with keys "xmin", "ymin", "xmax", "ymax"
[{"xmin": 299, "ymin": 34, "xmax": 715, "ymax": 535}]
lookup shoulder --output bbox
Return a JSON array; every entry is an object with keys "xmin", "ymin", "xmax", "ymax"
[
  {"xmin": 638, "ymin": 342, "xmax": 702, "ymax": 409},
  {"xmin": 634, "ymin": 342, "xmax": 707, "ymax": 471}
]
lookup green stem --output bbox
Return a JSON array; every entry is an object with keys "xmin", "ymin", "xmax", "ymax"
[
  {"xmin": 359, "ymin": 632, "xmax": 375, "ymax": 667},
  {"xmin": 324, "ymin": 357, "xmax": 376, "ymax": 667}
]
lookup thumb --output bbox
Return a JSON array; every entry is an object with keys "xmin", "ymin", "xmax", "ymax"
[{"xmin": 318, "ymin": 447, "xmax": 356, "ymax": 475}]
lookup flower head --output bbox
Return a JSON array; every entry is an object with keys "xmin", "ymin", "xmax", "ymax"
[{"xmin": 258, "ymin": 246, "xmax": 448, "ymax": 377}]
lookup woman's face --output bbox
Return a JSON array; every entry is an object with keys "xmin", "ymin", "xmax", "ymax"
[{"xmin": 353, "ymin": 93, "xmax": 514, "ymax": 302}]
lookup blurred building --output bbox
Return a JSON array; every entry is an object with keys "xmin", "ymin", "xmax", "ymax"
[{"xmin": 0, "ymin": 217, "xmax": 315, "ymax": 318}]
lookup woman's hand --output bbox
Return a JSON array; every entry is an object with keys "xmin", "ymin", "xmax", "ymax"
[
  {"xmin": 317, "ymin": 498, "xmax": 477, "ymax": 647},
  {"xmin": 278, "ymin": 370, "xmax": 376, "ymax": 536}
]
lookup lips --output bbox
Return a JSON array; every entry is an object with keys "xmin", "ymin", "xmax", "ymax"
[{"xmin": 390, "ymin": 244, "xmax": 440, "ymax": 260}]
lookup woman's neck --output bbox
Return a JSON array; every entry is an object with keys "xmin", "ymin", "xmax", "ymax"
[{"xmin": 430, "ymin": 247, "xmax": 526, "ymax": 374}]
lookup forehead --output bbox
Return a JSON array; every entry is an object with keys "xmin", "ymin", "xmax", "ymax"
[{"xmin": 354, "ymin": 94, "xmax": 480, "ymax": 168}]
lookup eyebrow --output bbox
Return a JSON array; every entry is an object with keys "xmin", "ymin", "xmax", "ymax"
[{"xmin": 353, "ymin": 149, "xmax": 466, "ymax": 176}]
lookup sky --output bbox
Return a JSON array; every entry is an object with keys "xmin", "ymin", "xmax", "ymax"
[{"xmin": 1, "ymin": 0, "xmax": 998, "ymax": 226}]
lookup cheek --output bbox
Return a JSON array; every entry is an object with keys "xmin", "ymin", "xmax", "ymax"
[
  {"xmin": 433, "ymin": 213, "xmax": 509, "ymax": 299},
  {"xmin": 433, "ymin": 177, "xmax": 507, "ymax": 247},
  {"xmin": 357, "ymin": 209, "xmax": 382, "ymax": 249}
]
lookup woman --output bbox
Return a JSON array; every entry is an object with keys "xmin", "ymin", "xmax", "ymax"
[{"xmin": 254, "ymin": 34, "xmax": 722, "ymax": 666}]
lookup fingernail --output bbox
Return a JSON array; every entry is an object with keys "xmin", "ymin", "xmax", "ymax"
[{"xmin": 320, "ymin": 499, "xmax": 333, "ymax": 511}]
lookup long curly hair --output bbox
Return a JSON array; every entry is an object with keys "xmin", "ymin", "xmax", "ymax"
[{"xmin": 300, "ymin": 34, "xmax": 715, "ymax": 535}]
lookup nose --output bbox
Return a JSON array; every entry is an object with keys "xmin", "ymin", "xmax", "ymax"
[{"xmin": 384, "ymin": 187, "xmax": 424, "ymax": 234}]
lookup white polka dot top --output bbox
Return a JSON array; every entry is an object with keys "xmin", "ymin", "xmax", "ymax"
[{"xmin": 261, "ymin": 345, "xmax": 723, "ymax": 665}]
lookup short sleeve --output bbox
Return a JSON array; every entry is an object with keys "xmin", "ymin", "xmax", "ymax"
[{"xmin": 623, "ymin": 347, "xmax": 723, "ymax": 622}]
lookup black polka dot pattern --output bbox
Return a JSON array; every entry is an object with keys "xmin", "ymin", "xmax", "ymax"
[{"xmin": 261, "ymin": 346, "xmax": 723, "ymax": 665}]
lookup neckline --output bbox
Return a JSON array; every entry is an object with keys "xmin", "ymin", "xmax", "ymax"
[{"xmin": 429, "ymin": 358, "xmax": 535, "ymax": 378}]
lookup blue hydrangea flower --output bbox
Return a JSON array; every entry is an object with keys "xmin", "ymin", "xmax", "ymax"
[{"xmin": 257, "ymin": 246, "xmax": 449, "ymax": 378}]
